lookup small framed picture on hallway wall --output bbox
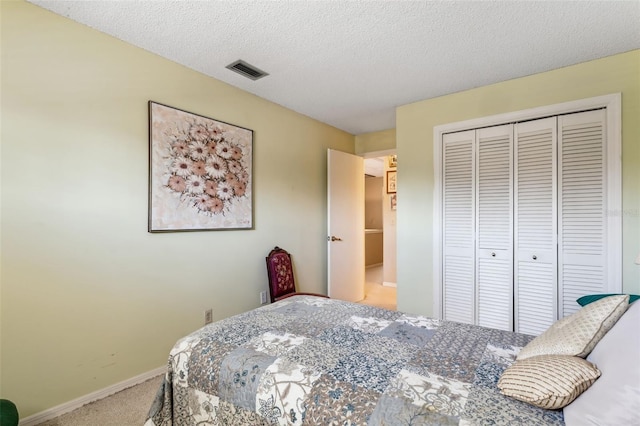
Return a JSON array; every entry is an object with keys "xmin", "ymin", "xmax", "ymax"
[{"xmin": 386, "ymin": 170, "xmax": 397, "ymax": 193}]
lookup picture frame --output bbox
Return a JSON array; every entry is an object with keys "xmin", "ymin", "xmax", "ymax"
[
  {"xmin": 148, "ymin": 101, "xmax": 253, "ymax": 232},
  {"xmin": 386, "ymin": 170, "xmax": 397, "ymax": 194},
  {"xmin": 388, "ymin": 154, "xmax": 397, "ymax": 168},
  {"xmin": 390, "ymin": 193, "xmax": 397, "ymax": 211}
]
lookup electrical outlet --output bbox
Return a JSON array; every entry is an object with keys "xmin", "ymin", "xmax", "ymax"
[
  {"xmin": 204, "ymin": 309, "xmax": 213, "ymax": 325},
  {"xmin": 260, "ymin": 291, "xmax": 267, "ymax": 304}
]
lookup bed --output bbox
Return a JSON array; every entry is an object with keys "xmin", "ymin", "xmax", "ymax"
[{"xmin": 144, "ymin": 295, "xmax": 578, "ymax": 425}]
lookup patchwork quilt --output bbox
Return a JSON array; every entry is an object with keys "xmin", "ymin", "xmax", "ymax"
[{"xmin": 145, "ymin": 296, "xmax": 564, "ymax": 425}]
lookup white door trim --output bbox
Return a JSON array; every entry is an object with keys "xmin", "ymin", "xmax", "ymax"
[{"xmin": 432, "ymin": 93, "xmax": 622, "ymax": 318}]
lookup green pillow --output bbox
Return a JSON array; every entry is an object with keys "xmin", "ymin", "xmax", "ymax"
[
  {"xmin": 577, "ymin": 293, "xmax": 640, "ymax": 307},
  {"xmin": 0, "ymin": 399, "xmax": 19, "ymax": 426}
]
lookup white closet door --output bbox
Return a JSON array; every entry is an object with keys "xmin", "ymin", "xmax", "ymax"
[
  {"xmin": 514, "ymin": 117, "xmax": 558, "ymax": 335},
  {"xmin": 442, "ymin": 130, "xmax": 475, "ymax": 324},
  {"xmin": 476, "ymin": 125, "xmax": 513, "ymax": 331},
  {"xmin": 558, "ymin": 110, "xmax": 607, "ymax": 317}
]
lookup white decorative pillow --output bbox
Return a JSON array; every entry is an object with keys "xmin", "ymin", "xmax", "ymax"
[
  {"xmin": 563, "ymin": 300, "xmax": 640, "ymax": 425},
  {"xmin": 517, "ymin": 294, "xmax": 629, "ymax": 360},
  {"xmin": 498, "ymin": 355, "xmax": 601, "ymax": 409}
]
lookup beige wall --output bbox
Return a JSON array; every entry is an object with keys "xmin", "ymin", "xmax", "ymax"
[
  {"xmin": 396, "ymin": 50, "xmax": 640, "ymax": 316},
  {"xmin": 355, "ymin": 128, "xmax": 396, "ymax": 154},
  {"xmin": 365, "ymin": 177, "xmax": 383, "ymax": 229},
  {"xmin": 365, "ymin": 232, "xmax": 384, "ymax": 266},
  {"xmin": 383, "ymin": 159, "xmax": 397, "ymax": 285},
  {"xmin": 365, "ymin": 177, "xmax": 383, "ymax": 266},
  {"xmin": 0, "ymin": 1, "xmax": 354, "ymax": 417}
]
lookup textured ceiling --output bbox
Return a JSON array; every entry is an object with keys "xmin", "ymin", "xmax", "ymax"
[
  {"xmin": 28, "ymin": 1, "xmax": 640, "ymax": 135},
  {"xmin": 364, "ymin": 157, "xmax": 385, "ymax": 178}
]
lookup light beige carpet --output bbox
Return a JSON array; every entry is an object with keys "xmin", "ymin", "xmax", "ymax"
[{"xmin": 35, "ymin": 375, "xmax": 162, "ymax": 426}]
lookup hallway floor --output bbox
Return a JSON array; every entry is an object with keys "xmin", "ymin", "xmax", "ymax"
[{"xmin": 358, "ymin": 265, "xmax": 397, "ymax": 311}]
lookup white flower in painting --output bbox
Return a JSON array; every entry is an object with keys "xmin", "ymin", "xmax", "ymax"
[
  {"xmin": 171, "ymin": 157, "xmax": 193, "ymax": 177},
  {"xmin": 222, "ymin": 131, "xmax": 237, "ymax": 145},
  {"xmin": 171, "ymin": 140, "xmax": 189, "ymax": 157},
  {"xmin": 211, "ymin": 125, "xmax": 224, "ymax": 141},
  {"xmin": 205, "ymin": 156, "xmax": 228, "ymax": 179},
  {"xmin": 215, "ymin": 141, "xmax": 233, "ymax": 159},
  {"xmin": 189, "ymin": 124, "xmax": 209, "ymax": 141},
  {"xmin": 193, "ymin": 194, "xmax": 211, "ymax": 211},
  {"xmin": 227, "ymin": 160, "xmax": 243, "ymax": 174},
  {"xmin": 186, "ymin": 175, "xmax": 205, "ymax": 194},
  {"xmin": 189, "ymin": 141, "xmax": 208, "ymax": 161},
  {"xmin": 238, "ymin": 170, "xmax": 249, "ymax": 183},
  {"xmin": 217, "ymin": 181, "xmax": 234, "ymax": 200}
]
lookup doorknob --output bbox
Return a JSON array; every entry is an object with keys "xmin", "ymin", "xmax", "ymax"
[{"xmin": 328, "ymin": 236, "xmax": 343, "ymax": 242}]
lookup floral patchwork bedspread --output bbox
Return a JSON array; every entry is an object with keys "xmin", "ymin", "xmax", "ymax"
[{"xmin": 145, "ymin": 296, "xmax": 564, "ymax": 425}]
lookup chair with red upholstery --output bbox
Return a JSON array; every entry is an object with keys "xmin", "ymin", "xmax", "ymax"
[{"xmin": 265, "ymin": 246, "xmax": 329, "ymax": 303}]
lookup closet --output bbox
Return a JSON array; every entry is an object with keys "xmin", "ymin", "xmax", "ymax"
[{"xmin": 439, "ymin": 103, "xmax": 621, "ymax": 335}]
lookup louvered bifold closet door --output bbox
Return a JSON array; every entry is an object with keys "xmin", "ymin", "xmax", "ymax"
[
  {"xmin": 442, "ymin": 130, "xmax": 475, "ymax": 324},
  {"xmin": 514, "ymin": 117, "xmax": 558, "ymax": 336},
  {"xmin": 558, "ymin": 110, "xmax": 607, "ymax": 318},
  {"xmin": 476, "ymin": 125, "xmax": 513, "ymax": 331}
]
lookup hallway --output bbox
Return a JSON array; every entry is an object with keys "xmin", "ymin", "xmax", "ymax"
[{"xmin": 358, "ymin": 265, "xmax": 397, "ymax": 311}]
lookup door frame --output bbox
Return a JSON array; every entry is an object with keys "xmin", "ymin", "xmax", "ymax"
[
  {"xmin": 363, "ymin": 149, "xmax": 398, "ymax": 286},
  {"xmin": 432, "ymin": 93, "xmax": 622, "ymax": 318}
]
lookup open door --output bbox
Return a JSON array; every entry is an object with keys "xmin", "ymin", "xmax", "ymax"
[{"xmin": 327, "ymin": 149, "xmax": 365, "ymax": 302}]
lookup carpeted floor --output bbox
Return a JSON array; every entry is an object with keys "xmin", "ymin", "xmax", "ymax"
[
  {"xmin": 35, "ymin": 268, "xmax": 395, "ymax": 425},
  {"xmin": 35, "ymin": 375, "xmax": 162, "ymax": 426}
]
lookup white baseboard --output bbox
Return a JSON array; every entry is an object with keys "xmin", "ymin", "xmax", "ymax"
[
  {"xmin": 20, "ymin": 366, "xmax": 165, "ymax": 426},
  {"xmin": 382, "ymin": 281, "xmax": 397, "ymax": 288}
]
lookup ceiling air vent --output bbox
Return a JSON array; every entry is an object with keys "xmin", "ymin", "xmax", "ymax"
[{"xmin": 226, "ymin": 60, "xmax": 269, "ymax": 81}]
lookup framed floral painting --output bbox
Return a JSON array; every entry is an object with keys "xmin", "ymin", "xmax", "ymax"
[{"xmin": 148, "ymin": 101, "xmax": 253, "ymax": 232}]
